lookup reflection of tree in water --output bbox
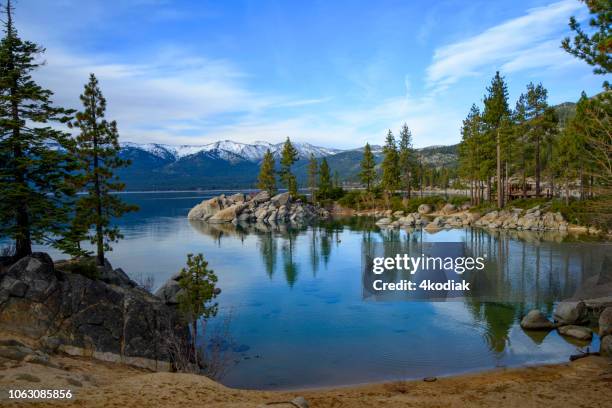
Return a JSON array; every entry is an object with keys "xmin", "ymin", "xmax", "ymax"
[
  {"xmin": 465, "ymin": 300, "xmax": 518, "ymax": 355},
  {"xmin": 282, "ymin": 229, "xmax": 299, "ymax": 287},
  {"xmin": 258, "ymin": 232, "xmax": 277, "ymax": 279},
  {"xmin": 309, "ymin": 227, "xmax": 319, "ymax": 277}
]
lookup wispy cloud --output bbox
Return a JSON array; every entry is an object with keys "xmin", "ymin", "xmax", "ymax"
[{"xmin": 426, "ymin": 0, "xmax": 583, "ymax": 92}]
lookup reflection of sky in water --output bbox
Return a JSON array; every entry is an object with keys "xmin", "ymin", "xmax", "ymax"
[{"xmin": 21, "ymin": 192, "xmax": 607, "ymax": 390}]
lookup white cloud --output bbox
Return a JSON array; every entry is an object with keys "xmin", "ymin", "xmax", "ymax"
[{"xmin": 426, "ymin": 0, "xmax": 583, "ymax": 92}]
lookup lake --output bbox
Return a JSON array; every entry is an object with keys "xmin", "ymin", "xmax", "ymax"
[{"xmin": 22, "ymin": 191, "xmax": 609, "ymax": 390}]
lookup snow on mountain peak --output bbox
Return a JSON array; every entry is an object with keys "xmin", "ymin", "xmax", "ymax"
[{"xmin": 120, "ymin": 140, "xmax": 342, "ymax": 162}]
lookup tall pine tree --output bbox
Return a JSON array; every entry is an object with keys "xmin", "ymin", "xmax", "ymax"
[
  {"xmin": 398, "ymin": 123, "xmax": 415, "ymax": 198},
  {"xmin": 280, "ymin": 137, "xmax": 298, "ymax": 197},
  {"xmin": 381, "ymin": 130, "xmax": 399, "ymax": 197},
  {"xmin": 69, "ymin": 74, "xmax": 137, "ymax": 266},
  {"xmin": 318, "ymin": 158, "xmax": 332, "ymax": 199},
  {"xmin": 359, "ymin": 143, "xmax": 376, "ymax": 191},
  {"xmin": 307, "ymin": 153, "xmax": 318, "ymax": 202},
  {"xmin": 482, "ymin": 71, "xmax": 510, "ymax": 207},
  {"xmin": 257, "ymin": 149, "xmax": 277, "ymax": 195},
  {"xmin": 0, "ymin": 1, "xmax": 76, "ymax": 259}
]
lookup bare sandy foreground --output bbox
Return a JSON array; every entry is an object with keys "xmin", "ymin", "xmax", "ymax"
[{"xmin": 2, "ymin": 349, "xmax": 612, "ymax": 408}]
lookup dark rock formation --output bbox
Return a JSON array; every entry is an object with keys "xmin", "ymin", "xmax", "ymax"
[{"xmin": 0, "ymin": 253, "xmax": 189, "ymax": 371}]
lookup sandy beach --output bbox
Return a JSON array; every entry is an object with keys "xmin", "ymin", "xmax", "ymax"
[{"xmin": 2, "ymin": 343, "xmax": 611, "ymax": 408}]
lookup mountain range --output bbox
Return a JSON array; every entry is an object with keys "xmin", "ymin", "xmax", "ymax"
[{"xmin": 116, "ymin": 140, "xmax": 459, "ymax": 190}]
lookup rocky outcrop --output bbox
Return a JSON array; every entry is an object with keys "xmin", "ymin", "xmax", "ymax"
[
  {"xmin": 554, "ymin": 301, "xmax": 588, "ymax": 325},
  {"xmin": 600, "ymin": 307, "xmax": 612, "ymax": 337},
  {"xmin": 520, "ymin": 310, "xmax": 555, "ymax": 330},
  {"xmin": 188, "ymin": 192, "xmax": 329, "ymax": 225},
  {"xmin": 0, "ymin": 253, "xmax": 189, "ymax": 371}
]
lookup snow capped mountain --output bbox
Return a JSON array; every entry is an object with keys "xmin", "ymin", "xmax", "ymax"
[{"xmin": 120, "ymin": 140, "xmax": 342, "ymax": 162}]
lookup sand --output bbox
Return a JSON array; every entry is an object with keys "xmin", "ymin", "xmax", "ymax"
[{"xmin": 1, "ymin": 344, "xmax": 612, "ymax": 408}]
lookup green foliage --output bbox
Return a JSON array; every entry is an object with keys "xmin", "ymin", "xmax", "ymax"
[
  {"xmin": 562, "ymin": 0, "xmax": 611, "ymax": 83},
  {"xmin": 318, "ymin": 158, "xmax": 332, "ymax": 198},
  {"xmin": 280, "ymin": 137, "xmax": 298, "ymax": 197},
  {"xmin": 56, "ymin": 257, "xmax": 100, "ymax": 280},
  {"xmin": 64, "ymin": 74, "xmax": 137, "ymax": 264},
  {"xmin": 257, "ymin": 149, "xmax": 277, "ymax": 195},
  {"xmin": 381, "ymin": 130, "xmax": 400, "ymax": 194},
  {"xmin": 398, "ymin": 123, "xmax": 416, "ymax": 197},
  {"xmin": 177, "ymin": 253, "xmax": 219, "ymax": 361},
  {"xmin": 402, "ymin": 196, "xmax": 446, "ymax": 213},
  {"xmin": 0, "ymin": 2, "xmax": 77, "ymax": 259},
  {"xmin": 307, "ymin": 153, "xmax": 318, "ymax": 200},
  {"xmin": 359, "ymin": 143, "xmax": 376, "ymax": 191}
]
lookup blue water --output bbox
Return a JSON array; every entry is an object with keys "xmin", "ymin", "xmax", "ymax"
[{"xmin": 19, "ymin": 191, "xmax": 607, "ymax": 390}]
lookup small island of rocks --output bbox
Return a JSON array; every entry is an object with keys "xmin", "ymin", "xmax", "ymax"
[{"xmin": 188, "ymin": 191, "xmax": 329, "ymax": 225}]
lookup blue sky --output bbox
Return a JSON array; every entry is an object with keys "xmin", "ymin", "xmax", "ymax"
[{"xmin": 17, "ymin": 0, "xmax": 605, "ymax": 148}]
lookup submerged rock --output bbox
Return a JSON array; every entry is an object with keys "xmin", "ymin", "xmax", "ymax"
[
  {"xmin": 520, "ymin": 310, "xmax": 555, "ymax": 330},
  {"xmin": 558, "ymin": 325, "xmax": 592, "ymax": 341}
]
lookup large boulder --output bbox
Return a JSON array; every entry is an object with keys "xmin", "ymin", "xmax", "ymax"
[
  {"xmin": 520, "ymin": 310, "xmax": 555, "ymax": 330},
  {"xmin": 187, "ymin": 197, "xmax": 224, "ymax": 220},
  {"xmin": 208, "ymin": 203, "xmax": 246, "ymax": 223},
  {"xmin": 251, "ymin": 190, "xmax": 271, "ymax": 204},
  {"xmin": 557, "ymin": 325, "xmax": 592, "ymax": 341},
  {"xmin": 554, "ymin": 301, "xmax": 588, "ymax": 325},
  {"xmin": 0, "ymin": 254, "xmax": 189, "ymax": 371},
  {"xmin": 271, "ymin": 192, "xmax": 291, "ymax": 207},
  {"xmin": 441, "ymin": 203, "xmax": 456, "ymax": 215},
  {"xmin": 599, "ymin": 307, "xmax": 612, "ymax": 337},
  {"xmin": 417, "ymin": 204, "xmax": 432, "ymax": 215}
]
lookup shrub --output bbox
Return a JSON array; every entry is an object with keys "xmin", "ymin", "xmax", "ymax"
[{"xmin": 56, "ymin": 257, "xmax": 100, "ymax": 280}]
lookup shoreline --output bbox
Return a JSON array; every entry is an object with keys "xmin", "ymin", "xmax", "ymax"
[{"xmin": 2, "ymin": 339, "xmax": 611, "ymax": 407}]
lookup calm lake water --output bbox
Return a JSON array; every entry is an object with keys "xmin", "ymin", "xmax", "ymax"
[{"xmin": 24, "ymin": 191, "xmax": 610, "ymax": 390}]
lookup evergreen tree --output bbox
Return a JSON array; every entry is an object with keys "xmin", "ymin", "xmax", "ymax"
[
  {"xmin": 381, "ymin": 130, "xmax": 399, "ymax": 196},
  {"xmin": 482, "ymin": 71, "xmax": 510, "ymax": 207},
  {"xmin": 280, "ymin": 137, "xmax": 298, "ymax": 197},
  {"xmin": 68, "ymin": 74, "xmax": 137, "ymax": 265},
  {"xmin": 359, "ymin": 142, "xmax": 376, "ymax": 191},
  {"xmin": 257, "ymin": 149, "xmax": 277, "ymax": 195},
  {"xmin": 525, "ymin": 82, "xmax": 554, "ymax": 197},
  {"xmin": 318, "ymin": 157, "xmax": 332, "ymax": 199},
  {"xmin": 562, "ymin": 0, "xmax": 611, "ymax": 85},
  {"xmin": 177, "ymin": 253, "xmax": 219, "ymax": 366},
  {"xmin": 307, "ymin": 153, "xmax": 318, "ymax": 202},
  {"xmin": 398, "ymin": 123, "xmax": 415, "ymax": 198},
  {"xmin": 0, "ymin": 1, "xmax": 76, "ymax": 259},
  {"xmin": 458, "ymin": 104, "xmax": 482, "ymax": 204}
]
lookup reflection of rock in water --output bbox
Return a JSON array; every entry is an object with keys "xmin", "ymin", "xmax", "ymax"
[{"xmin": 522, "ymin": 328, "xmax": 551, "ymax": 345}]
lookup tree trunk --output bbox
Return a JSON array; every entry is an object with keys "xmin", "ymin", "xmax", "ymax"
[
  {"xmin": 496, "ymin": 130, "xmax": 503, "ymax": 207},
  {"xmin": 91, "ymin": 97, "xmax": 104, "ymax": 267},
  {"xmin": 535, "ymin": 136, "xmax": 541, "ymax": 197},
  {"xmin": 10, "ymin": 49, "xmax": 31, "ymax": 259}
]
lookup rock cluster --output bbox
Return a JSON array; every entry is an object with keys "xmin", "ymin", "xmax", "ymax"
[
  {"xmin": 473, "ymin": 206, "xmax": 568, "ymax": 231},
  {"xmin": 188, "ymin": 191, "xmax": 329, "ymax": 225},
  {"xmin": 0, "ymin": 253, "xmax": 189, "ymax": 371},
  {"xmin": 371, "ymin": 205, "xmax": 570, "ymax": 232}
]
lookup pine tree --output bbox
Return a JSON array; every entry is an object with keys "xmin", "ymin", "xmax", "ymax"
[
  {"xmin": 318, "ymin": 157, "xmax": 332, "ymax": 199},
  {"xmin": 307, "ymin": 153, "xmax": 318, "ymax": 202},
  {"xmin": 482, "ymin": 71, "xmax": 510, "ymax": 207},
  {"xmin": 280, "ymin": 137, "xmax": 298, "ymax": 197},
  {"xmin": 458, "ymin": 104, "xmax": 482, "ymax": 204},
  {"xmin": 525, "ymin": 82, "xmax": 553, "ymax": 197},
  {"xmin": 398, "ymin": 123, "xmax": 415, "ymax": 198},
  {"xmin": 0, "ymin": 1, "xmax": 76, "ymax": 259},
  {"xmin": 562, "ymin": 0, "xmax": 611, "ymax": 85},
  {"xmin": 177, "ymin": 253, "xmax": 219, "ymax": 366},
  {"xmin": 257, "ymin": 149, "xmax": 277, "ymax": 195},
  {"xmin": 68, "ymin": 74, "xmax": 137, "ymax": 266},
  {"xmin": 381, "ymin": 130, "xmax": 399, "ymax": 196},
  {"xmin": 359, "ymin": 142, "xmax": 376, "ymax": 191}
]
